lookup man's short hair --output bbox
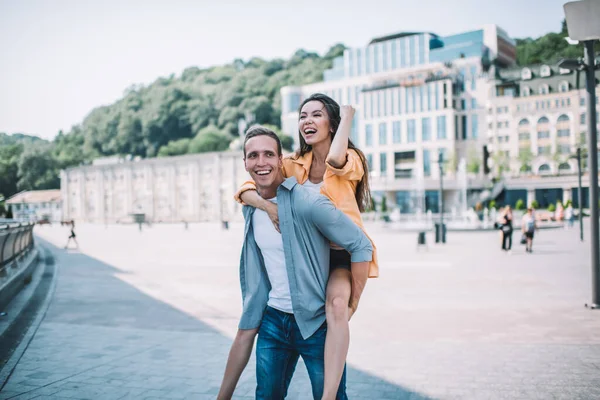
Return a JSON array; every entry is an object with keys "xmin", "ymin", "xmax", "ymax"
[{"xmin": 243, "ymin": 125, "xmax": 282, "ymax": 157}]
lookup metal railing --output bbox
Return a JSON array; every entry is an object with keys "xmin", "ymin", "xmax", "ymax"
[{"xmin": 0, "ymin": 222, "xmax": 35, "ymax": 276}]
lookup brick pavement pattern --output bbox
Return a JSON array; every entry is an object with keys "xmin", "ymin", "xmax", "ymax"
[{"xmin": 1, "ymin": 221, "xmax": 599, "ymax": 399}]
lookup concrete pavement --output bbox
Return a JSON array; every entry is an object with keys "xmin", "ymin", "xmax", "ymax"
[{"xmin": 0, "ymin": 221, "xmax": 599, "ymax": 399}]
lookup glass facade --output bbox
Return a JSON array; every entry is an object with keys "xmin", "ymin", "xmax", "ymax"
[
  {"xmin": 393, "ymin": 121, "xmax": 401, "ymax": 143},
  {"xmin": 423, "ymin": 149, "xmax": 431, "ymax": 176},
  {"xmin": 379, "ymin": 123, "xmax": 387, "ymax": 145},
  {"xmin": 365, "ymin": 124, "xmax": 373, "ymax": 146},
  {"xmin": 437, "ymin": 116, "xmax": 447, "ymax": 139},
  {"xmin": 422, "ymin": 117, "xmax": 431, "ymax": 141},
  {"xmin": 380, "ymin": 153, "xmax": 387, "ymax": 176},
  {"xmin": 407, "ymin": 119, "xmax": 416, "ymax": 143},
  {"xmin": 471, "ymin": 115, "xmax": 478, "ymax": 139}
]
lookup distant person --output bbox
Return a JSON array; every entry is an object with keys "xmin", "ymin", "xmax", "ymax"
[
  {"xmin": 565, "ymin": 203, "xmax": 575, "ymax": 229},
  {"xmin": 555, "ymin": 201, "xmax": 564, "ymax": 221},
  {"xmin": 65, "ymin": 221, "xmax": 78, "ymax": 249},
  {"xmin": 521, "ymin": 208, "xmax": 536, "ymax": 253},
  {"xmin": 499, "ymin": 205, "xmax": 513, "ymax": 253}
]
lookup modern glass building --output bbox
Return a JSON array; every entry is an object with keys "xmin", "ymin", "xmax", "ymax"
[{"xmin": 280, "ymin": 25, "xmax": 516, "ymax": 213}]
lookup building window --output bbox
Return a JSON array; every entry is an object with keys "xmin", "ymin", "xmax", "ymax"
[
  {"xmin": 380, "ymin": 153, "xmax": 387, "ymax": 176},
  {"xmin": 407, "ymin": 119, "xmax": 416, "ymax": 143},
  {"xmin": 378, "ymin": 122, "xmax": 387, "ymax": 145},
  {"xmin": 581, "ymin": 113, "xmax": 586, "ymax": 125},
  {"xmin": 392, "ymin": 121, "xmax": 402, "ymax": 143},
  {"xmin": 437, "ymin": 116, "xmax": 447, "ymax": 139},
  {"xmin": 580, "ymin": 97, "xmax": 585, "ymax": 106},
  {"xmin": 539, "ymin": 84, "xmax": 549, "ymax": 95},
  {"xmin": 559, "ymin": 81, "xmax": 569, "ymax": 93},
  {"xmin": 557, "ymin": 114, "xmax": 570, "ymax": 123},
  {"xmin": 461, "ymin": 115, "xmax": 467, "ymax": 140},
  {"xmin": 518, "ymin": 118, "xmax": 529, "ymax": 126},
  {"xmin": 365, "ymin": 124, "xmax": 373, "ymax": 147},
  {"xmin": 559, "ymin": 145, "xmax": 571, "ymax": 154},
  {"xmin": 519, "ymin": 132, "xmax": 531, "ymax": 140},
  {"xmin": 422, "ymin": 117, "xmax": 431, "ymax": 141},
  {"xmin": 540, "ymin": 65, "xmax": 551, "ymax": 77},
  {"xmin": 423, "ymin": 149, "xmax": 431, "ymax": 177},
  {"xmin": 471, "ymin": 99, "xmax": 477, "ymax": 109},
  {"xmin": 472, "ymin": 115, "xmax": 478, "ymax": 139},
  {"xmin": 522, "ymin": 86, "xmax": 531, "ymax": 97},
  {"xmin": 537, "ymin": 131, "xmax": 550, "ymax": 139},
  {"xmin": 366, "ymin": 154, "xmax": 373, "ymax": 171},
  {"xmin": 538, "ymin": 116, "xmax": 549, "ymax": 124},
  {"xmin": 538, "ymin": 147, "xmax": 551, "ymax": 155},
  {"xmin": 538, "ymin": 163, "xmax": 551, "ymax": 173},
  {"xmin": 521, "ymin": 68, "xmax": 532, "ymax": 80}
]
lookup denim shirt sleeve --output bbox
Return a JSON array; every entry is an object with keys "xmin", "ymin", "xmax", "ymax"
[
  {"xmin": 309, "ymin": 196, "xmax": 373, "ymax": 262},
  {"xmin": 238, "ymin": 206, "xmax": 270, "ymax": 330}
]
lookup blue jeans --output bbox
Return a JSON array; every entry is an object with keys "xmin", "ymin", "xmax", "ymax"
[{"xmin": 256, "ymin": 306, "xmax": 347, "ymax": 399}]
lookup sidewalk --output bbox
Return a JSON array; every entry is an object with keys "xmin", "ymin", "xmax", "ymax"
[{"xmin": 0, "ymin": 222, "xmax": 599, "ymax": 399}]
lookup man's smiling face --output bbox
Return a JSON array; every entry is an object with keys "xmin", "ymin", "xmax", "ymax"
[{"xmin": 244, "ymin": 135, "xmax": 284, "ymax": 193}]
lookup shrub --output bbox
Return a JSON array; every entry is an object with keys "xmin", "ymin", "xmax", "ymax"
[
  {"xmin": 489, "ymin": 200, "xmax": 497, "ymax": 210},
  {"xmin": 515, "ymin": 199, "xmax": 525, "ymax": 210},
  {"xmin": 548, "ymin": 203, "xmax": 556, "ymax": 212},
  {"xmin": 531, "ymin": 200, "xmax": 539, "ymax": 209},
  {"xmin": 565, "ymin": 200, "xmax": 573, "ymax": 207}
]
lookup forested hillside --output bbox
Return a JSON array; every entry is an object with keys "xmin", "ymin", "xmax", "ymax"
[{"xmin": 0, "ymin": 20, "xmax": 586, "ymax": 200}]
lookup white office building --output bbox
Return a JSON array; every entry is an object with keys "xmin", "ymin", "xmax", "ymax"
[{"xmin": 280, "ymin": 26, "xmax": 517, "ymax": 213}]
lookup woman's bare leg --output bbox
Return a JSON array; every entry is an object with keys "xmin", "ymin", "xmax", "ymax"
[{"xmin": 322, "ymin": 268, "xmax": 352, "ymax": 400}]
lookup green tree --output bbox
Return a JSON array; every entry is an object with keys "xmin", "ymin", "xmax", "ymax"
[
  {"xmin": 17, "ymin": 148, "xmax": 60, "ymax": 191},
  {"xmin": 188, "ymin": 125, "xmax": 232, "ymax": 154},
  {"xmin": 518, "ymin": 148, "xmax": 534, "ymax": 173},
  {"xmin": 261, "ymin": 124, "xmax": 294, "ymax": 152},
  {"xmin": 0, "ymin": 143, "xmax": 24, "ymax": 197},
  {"xmin": 466, "ymin": 146, "xmax": 481, "ymax": 174},
  {"xmin": 157, "ymin": 138, "xmax": 191, "ymax": 157},
  {"xmin": 515, "ymin": 199, "xmax": 525, "ymax": 210}
]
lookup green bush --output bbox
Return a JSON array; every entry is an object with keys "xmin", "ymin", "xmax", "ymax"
[
  {"xmin": 489, "ymin": 200, "xmax": 497, "ymax": 210},
  {"xmin": 380, "ymin": 196, "xmax": 388, "ymax": 213},
  {"xmin": 565, "ymin": 200, "xmax": 573, "ymax": 207},
  {"xmin": 548, "ymin": 203, "xmax": 556, "ymax": 212},
  {"xmin": 531, "ymin": 200, "xmax": 539, "ymax": 209},
  {"xmin": 515, "ymin": 199, "xmax": 525, "ymax": 210}
]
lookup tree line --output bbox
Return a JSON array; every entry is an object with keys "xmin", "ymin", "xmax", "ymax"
[{"xmin": 0, "ymin": 20, "xmax": 581, "ymax": 202}]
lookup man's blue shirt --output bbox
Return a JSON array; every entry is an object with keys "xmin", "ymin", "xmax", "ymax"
[{"xmin": 238, "ymin": 177, "xmax": 373, "ymax": 339}]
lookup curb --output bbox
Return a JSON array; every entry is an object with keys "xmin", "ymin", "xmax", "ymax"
[{"xmin": 0, "ymin": 246, "xmax": 58, "ymax": 390}]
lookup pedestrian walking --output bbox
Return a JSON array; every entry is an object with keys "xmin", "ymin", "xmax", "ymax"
[
  {"xmin": 521, "ymin": 208, "xmax": 536, "ymax": 253},
  {"xmin": 565, "ymin": 203, "xmax": 575, "ymax": 229},
  {"xmin": 499, "ymin": 206, "xmax": 513, "ymax": 253},
  {"xmin": 65, "ymin": 220, "xmax": 79, "ymax": 249}
]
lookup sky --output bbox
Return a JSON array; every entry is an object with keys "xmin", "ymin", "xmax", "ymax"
[{"xmin": 0, "ymin": 0, "xmax": 570, "ymax": 140}]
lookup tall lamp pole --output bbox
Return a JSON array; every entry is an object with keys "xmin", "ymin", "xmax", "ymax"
[
  {"xmin": 438, "ymin": 151, "xmax": 446, "ymax": 243},
  {"xmin": 577, "ymin": 148, "xmax": 584, "ymax": 241},
  {"xmin": 561, "ymin": 0, "xmax": 600, "ymax": 309}
]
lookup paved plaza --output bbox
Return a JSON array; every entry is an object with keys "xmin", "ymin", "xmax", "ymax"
[{"xmin": 1, "ymin": 220, "xmax": 600, "ymax": 399}]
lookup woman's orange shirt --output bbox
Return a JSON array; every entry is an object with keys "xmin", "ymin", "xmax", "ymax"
[{"xmin": 235, "ymin": 149, "xmax": 379, "ymax": 278}]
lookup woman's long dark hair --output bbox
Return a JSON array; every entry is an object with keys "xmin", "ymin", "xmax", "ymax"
[{"xmin": 295, "ymin": 93, "xmax": 372, "ymax": 212}]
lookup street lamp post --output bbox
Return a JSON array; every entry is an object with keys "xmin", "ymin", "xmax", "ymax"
[
  {"xmin": 577, "ymin": 148, "xmax": 584, "ymax": 241},
  {"xmin": 438, "ymin": 151, "xmax": 446, "ymax": 243},
  {"xmin": 571, "ymin": 148, "xmax": 585, "ymax": 241},
  {"xmin": 561, "ymin": 0, "xmax": 600, "ymax": 309}
]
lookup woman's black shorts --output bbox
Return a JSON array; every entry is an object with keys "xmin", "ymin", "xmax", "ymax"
[{"xmin": 329, "ymin": 249, "xmax": 351, "ymax": 272}]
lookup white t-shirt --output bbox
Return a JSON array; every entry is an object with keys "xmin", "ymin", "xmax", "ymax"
[
  {"xmin": 303, "ymin": 179, "xmax": 323, "ymax": 193},
  {"xmin": 252, "ymin": 198, "xmax": 293, "ymax": 313}
]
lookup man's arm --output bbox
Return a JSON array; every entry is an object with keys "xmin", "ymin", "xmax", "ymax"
[{"xmin": 217, "ymin": 328, "xmax": 258, "ymax": 400}]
